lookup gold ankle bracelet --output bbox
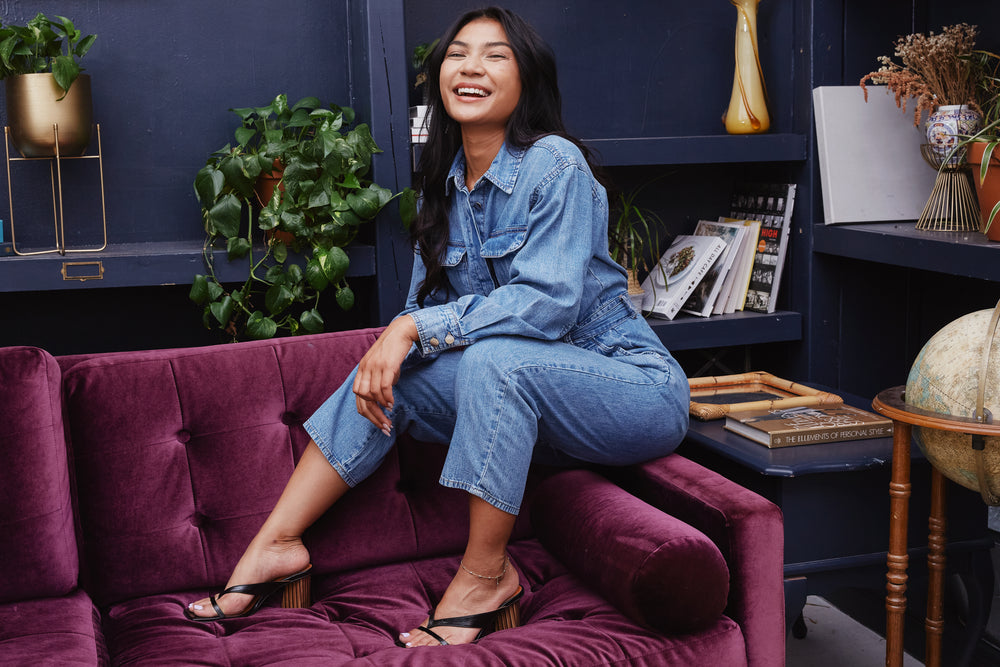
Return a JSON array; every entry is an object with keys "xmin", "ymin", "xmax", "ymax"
[{"xmin": 460, "ymin": 555, "xmax": 508, "ymax": 587}]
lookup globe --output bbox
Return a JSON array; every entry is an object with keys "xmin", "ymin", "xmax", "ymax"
[{"xmin": 905, "ymin": 307, "xmax": 1000, "ymax": 500}]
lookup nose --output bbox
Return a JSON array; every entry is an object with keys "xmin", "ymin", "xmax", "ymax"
[{"xmin": 460, "ymin": 56, "xmax": 486, "ymax": 76}]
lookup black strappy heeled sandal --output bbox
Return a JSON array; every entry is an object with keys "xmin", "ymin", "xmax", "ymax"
[
  {"xmin": 183, "ymin": 564, "xmax": 312, "ymax": 622},
  {"xmin": 395, "ymin": 586, "xmax": 524, "ymax": 647}
]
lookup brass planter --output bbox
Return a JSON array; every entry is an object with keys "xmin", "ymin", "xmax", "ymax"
[{"xmin": 5, "ymin": 73, "xmax": 93, "ymax": 157}]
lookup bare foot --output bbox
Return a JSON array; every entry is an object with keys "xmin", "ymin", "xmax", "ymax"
[
  {"xmin": 186, "ymin": 536, "xmax": 310, "ymax": 619},
  {"xmin": 398, "ymin": 557, "xmax": 521, "ymax": 647}
]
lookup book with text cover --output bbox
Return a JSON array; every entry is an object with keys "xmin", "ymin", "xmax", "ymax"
[
  {"xmin": 639, "ymin": 234, "xmax": 725, "ymax": 320},
  {"xmin": 724, "ymin": 404, "xmax": 893, "ymax": 448},
  {"xmin": 729, "ymin": 183, "xmax": 796, "ymax": 314},
  {"xmin": 681, "ymin": 220, "xmax": 745, "ymax": 317}
]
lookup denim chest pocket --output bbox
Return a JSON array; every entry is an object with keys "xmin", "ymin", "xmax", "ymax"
[
  {"xmin": 481, "ymin": 227, "xmax": 526, "ymax": 259},
  {"xmin": 443, "ymin": 242, "xmax": 471, "ymax": 295},
  {"xmin": 480, "ymin": 228, "xmax": 526, "ymax": 285}
]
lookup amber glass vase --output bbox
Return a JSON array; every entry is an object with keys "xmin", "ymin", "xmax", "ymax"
[{"xmin": 724, "ymin": 0, "xmax": 770, "ymax": 134}]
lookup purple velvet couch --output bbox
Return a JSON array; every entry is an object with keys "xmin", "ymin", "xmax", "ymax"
[{"xmin": 0, "ymin": 328, "xmax": 785, "ymax": 666}]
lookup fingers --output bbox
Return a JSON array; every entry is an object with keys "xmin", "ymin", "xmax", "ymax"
[{"xmin": 356, "ymin": 394, "xmax": 392, "ymax": 437}]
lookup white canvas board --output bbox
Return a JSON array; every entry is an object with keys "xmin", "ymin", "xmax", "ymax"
[{"xmin": 813, "ymin": 85, "xmax": 937, "ymax": 224}]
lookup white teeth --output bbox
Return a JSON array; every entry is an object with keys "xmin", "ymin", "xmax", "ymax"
[{"xmin": 456, "ymin": 87, "xmax": 489, "ymax": 97}]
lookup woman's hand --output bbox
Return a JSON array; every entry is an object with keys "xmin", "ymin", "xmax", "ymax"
[{"xmin": 353, "ymin": 315, "xmax": 419, "ymax": 435}]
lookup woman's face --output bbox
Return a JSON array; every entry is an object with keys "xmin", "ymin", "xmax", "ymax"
[{"xmin": 438, "ymin": 18, "xmax": 522, "ymax": 134}]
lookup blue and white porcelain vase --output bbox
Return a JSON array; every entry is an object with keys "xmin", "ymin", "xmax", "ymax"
[{"xmin": 926, "ymin": 104, "xmax": 982, "ymax": 165}]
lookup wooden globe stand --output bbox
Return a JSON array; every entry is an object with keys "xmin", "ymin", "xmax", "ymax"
[
  {"xmin": 872, "ymin": 298, "xmax": 1000, "ymax": 667},
  {"xmin": 915, "ymin": 144, "xmax": 981, "ymax": 232}
]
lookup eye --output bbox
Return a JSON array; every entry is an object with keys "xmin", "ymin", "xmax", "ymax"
[{"xmin": 446, "ymin": 51, "xmax": 465, "ymax": 59}]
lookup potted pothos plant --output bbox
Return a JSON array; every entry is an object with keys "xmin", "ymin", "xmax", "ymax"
[
  {"xmin": 0, "ymin": 12, "xmax": 97, "ymax": 156},
  {"xmin": 608, "ymin": 181, "xmax": 668, "ymax": 310},
  {"xmin": 191, "ymin": 94, "xmax": 416, "ymax": 341}
]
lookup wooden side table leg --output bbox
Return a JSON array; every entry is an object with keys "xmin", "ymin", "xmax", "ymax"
[
  {"xmin": 925, "ymin": 466, "xmax": 947, "ymax": 667},
  {"xmin": 886, "ymin": 421, "xmax": 911, "ymax": 667}
]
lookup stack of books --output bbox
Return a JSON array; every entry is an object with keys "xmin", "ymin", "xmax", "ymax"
[{"xmin": 639, "ymin": 183, "xmax": 796, "ymax": 320}]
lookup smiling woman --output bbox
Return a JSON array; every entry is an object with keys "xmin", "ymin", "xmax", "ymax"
[
  {"xmin": 438, "ymin": 18, "xmax": 522, "ymax": 170},
  {"xmin": 183, "ymin": 5, "xmax": 691, "ymax": 653}
]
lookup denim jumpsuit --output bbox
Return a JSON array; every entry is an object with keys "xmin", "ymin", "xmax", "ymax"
[{"xmin": 304, "ymin": 135, "xmax": 689, "ymax": 515}]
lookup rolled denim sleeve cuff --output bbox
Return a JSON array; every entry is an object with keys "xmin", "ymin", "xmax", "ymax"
[{"xmin": 409, "ymin": 305, "xmax": 468, "ymax": 355}]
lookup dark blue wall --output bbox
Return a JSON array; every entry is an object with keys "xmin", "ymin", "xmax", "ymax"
[{"xmin": 1, "ymin": 0, "xmax": 355, "ymax": 246}]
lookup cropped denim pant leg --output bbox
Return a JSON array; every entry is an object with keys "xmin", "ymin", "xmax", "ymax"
[{"xmin": 304, "ymin": 335, "xmax": 689, "ymax": 516}]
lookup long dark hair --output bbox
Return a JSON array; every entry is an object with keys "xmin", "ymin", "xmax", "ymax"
[{"xmin": 410, "ymin": 6, "xmax": 602, "ymax": 306}]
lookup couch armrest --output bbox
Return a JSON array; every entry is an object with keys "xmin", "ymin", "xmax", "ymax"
[
  {"xmin": 530, "ymin": 468, "xmax": 730, "ymax": 635},
  {"xmin": 609, "ymin": 454, "xmax": 785, "ymax": 667}
]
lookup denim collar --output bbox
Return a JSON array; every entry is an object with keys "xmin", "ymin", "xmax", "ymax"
[{"xmin": 446, "ymin": 142, "xmax": 527, "ymax": 196}]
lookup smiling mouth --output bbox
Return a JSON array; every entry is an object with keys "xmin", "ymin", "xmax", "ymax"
[{"xmin": 455, "ymin": 87, "xmax": 490, "ymax": 98}]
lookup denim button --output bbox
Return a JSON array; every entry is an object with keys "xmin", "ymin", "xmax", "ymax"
[
  {"xmin": 445, "ymin": 333, "xmax": 455, "ymax": 345},
  {"xmin": 429, "ymin": 337, "xmax": 439, "ymax": 347}
]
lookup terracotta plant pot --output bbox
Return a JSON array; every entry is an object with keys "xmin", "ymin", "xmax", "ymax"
[
  {"xmin": 967, "ymin": 141, "xmax": 1000, "ymax": 241},
  {"xmin": 253, "ymin": 158, "xmax": 295, "ymax": 245}
]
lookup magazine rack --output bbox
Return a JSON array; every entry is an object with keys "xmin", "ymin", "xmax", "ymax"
[{"xmin": 4, "ymin": 123, "xmax": 108, "ymax": 256}]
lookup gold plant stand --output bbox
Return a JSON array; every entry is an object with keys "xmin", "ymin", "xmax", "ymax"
[
  {"xmin": 4, "ymin": 123, "xmax": 108, "ymax": 256},
  {"xmin": 915, "ymin": 144, "xmax": 980, "ymax": 232}
]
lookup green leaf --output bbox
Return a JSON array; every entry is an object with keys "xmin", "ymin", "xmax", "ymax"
[
  {"xmin": 210, "ymin": 296, "xmax": 235, "ymax": 327},
  {"xmin": 207, "ymin": 281, "xmax": 224, "ymax": 302},
  {"xmin": 321, "ymin": 246, "xmax": 350, "ymax": 283},
  {"xmin": 74, "ymin": 33, "xmax": 96, "ymax": 59},
  {"xmin": 346, "ymin": 188, "xmax": 381, "ymax": 219},
  {"xmin": 291, "ymin": 96, "xmax": 322, "ymax": 112},
  {"xmin": 339, "ymin": 172, "xmax": 362, "ymax": 190},
  {"xmin": 234, "ymin": 126, "xmax": 256, "ymax": 147},
  {"xmin": 227, "ymin": 236, "xmax": 251, "ymax": 259},
  {"xmin": 265, "ymin": 284, "xmax": 295, "ymax": 315},
  {"xmin": 987, "ymin": 200, "xmax": 1000, "ymax": 233},
  {"xmin": 300, "ymin": 308, "xmax": 325, "ymax": 334},
  {"xmin": 305, "ymin": 258, "xmax": 330, "ymax": 290},
  {"xmin": 272, "ymin": 237, "xmax": 288, "ymax": 263},
  {"xmin": 194, "ymin": 166, "xmax": 224, "ymax": 205},
  {"xmin": 189, "ymin": 274, "xmax": 210, "ymax": 305},
  {"xmin": 209, "ymin": 193, "xmax": 243, "ymax": 238},
  {"xmin": 336, "ymin": 286, "xmax": 355, "ymax": 311},
  {"xmin": 50, "ymin": 54, "xmax": 79, "ymax": 96},
  {"xmin": 399, "ymin": 187, "xmax": 417, "ymax": 228},
  {"xmin": 220, "ymin": 154, "xmax": 254, "ymax": 199},
  {"xmin": 246, "ymin": 311, "xmax": 278, "ymax": 339},
  {"xmin": 333, "ymin": 209, "xmax": 363, "ymax": 227}
]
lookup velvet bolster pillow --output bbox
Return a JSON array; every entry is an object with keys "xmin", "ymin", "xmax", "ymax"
[{"xmin": 531, "ymin": 468, "xmax": 730, "ymax": 634}]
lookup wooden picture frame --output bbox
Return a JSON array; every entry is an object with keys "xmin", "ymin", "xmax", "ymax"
[{"xmin": 688, "ymin": 371, "xmax": 842, "ymax": 421}]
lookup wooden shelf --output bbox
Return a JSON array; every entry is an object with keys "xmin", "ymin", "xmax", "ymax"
[
  {"xmin": 582, "ymin": 134, "xmax": 808, "ymax": 167},
  {"xmin": 0, "ymin": 241, "xmax": 377, "ymax": 292},
  {"xmin": 812, "ymin": 222, "xmax": 1000, "ymax": 282},
  {"xmin": 649, "ymin": 309, "xmax": 802, "ymax": 351}
]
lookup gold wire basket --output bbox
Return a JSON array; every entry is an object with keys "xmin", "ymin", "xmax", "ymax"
[{"xmin": 915, "ymin": 144, "xmax": 981, "ymax": 232}]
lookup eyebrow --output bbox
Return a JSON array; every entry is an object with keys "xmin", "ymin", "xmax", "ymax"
[{"xmin": 449, "ymin": 39, "xmax": 513, "ymax": 50}]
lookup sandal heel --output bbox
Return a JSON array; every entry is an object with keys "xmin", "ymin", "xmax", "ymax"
[
  {"xmin": 281, "ymin": 574, "xmax": 311, "ymax": 608},
  {"xmin": 492, "ymin": 599, "xmax": 520, "ymax": 632}
]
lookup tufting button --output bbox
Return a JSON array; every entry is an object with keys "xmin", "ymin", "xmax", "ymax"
[
  {"xmin": 177, "ymin": 429, "xmax": 191, "ymax": 443},
  {"xmin": 281, "ymin": 411, "xmax": 300, "ymax": 426},
  {"xmin": 190, "ymin": 512, "xmax": 205, "ymax": 527}
]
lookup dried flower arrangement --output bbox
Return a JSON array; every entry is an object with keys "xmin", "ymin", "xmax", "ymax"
[{"xmin": 860, "ymin": 23, "xmax": 980, "ymax": 126}]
